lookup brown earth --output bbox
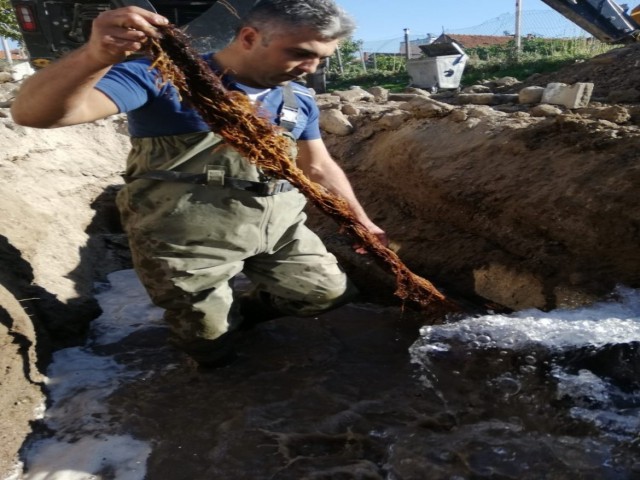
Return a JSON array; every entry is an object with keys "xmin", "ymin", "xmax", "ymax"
[
  {"xmin": 2, "ymin": 43, "xmax": 640, "ymax": 477},
  {"xmin": 511, "ymin": 42, "xmax": 640, "ymax": 100}
]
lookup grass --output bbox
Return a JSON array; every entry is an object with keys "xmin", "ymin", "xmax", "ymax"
[
  {"xmin": 326, "ymin": 37, "xmax": 619, "ymax": 93},
  {"xmin": 462, "ymin": 38, "xmax": 619, "ymax": 85},
  {"xmin": 327, "ymin": 71, "xmax": 410, "ymax": 93}
]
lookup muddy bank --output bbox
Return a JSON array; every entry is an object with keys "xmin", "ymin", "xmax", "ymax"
[{"xmin": 319, "ymin": 108, "xmax": 640, "ymax": 311}]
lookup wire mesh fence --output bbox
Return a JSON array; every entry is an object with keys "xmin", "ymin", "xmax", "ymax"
[{"xmin": 360, "ymin": 9, "xmax": 589, "ymax": 56}]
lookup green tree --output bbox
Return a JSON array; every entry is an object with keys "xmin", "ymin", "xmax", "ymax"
[
  {"xmin": 0, "ymin": 0, "xmax": 21, "ymax": 41},
  {"xmin": 368, "ymin": 53, "xmax": 406, "ymax": 73},
  {"xmin": 328, "ymin": 36, "xmax": 364, "ymax": 75}
]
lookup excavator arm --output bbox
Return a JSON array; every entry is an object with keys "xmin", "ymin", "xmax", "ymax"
[{"xmin": 540, "ymin": 0, "xmax": 640, "ymax": 43}]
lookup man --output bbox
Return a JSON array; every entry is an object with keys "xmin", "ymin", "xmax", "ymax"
[{"xmin": 11, "ymin": 0, "xmax": 387, "ymax": 367}]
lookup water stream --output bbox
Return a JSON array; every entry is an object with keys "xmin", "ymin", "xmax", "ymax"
[{"xmin": 11, "ymin": 270, "xmax": 640, "ymax": 479}]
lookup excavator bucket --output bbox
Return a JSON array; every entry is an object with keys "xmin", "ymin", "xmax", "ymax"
[
  {"xmin": 632, "ymin": 5, "xmax": 640, "ymax": 26},
  {"xmin": 540, "ymin": 0, "xmax": 640, "ymax": 43}
]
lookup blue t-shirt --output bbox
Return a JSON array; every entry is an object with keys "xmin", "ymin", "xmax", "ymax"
[{"xmin": 95, "ymin": 53, "xmax": 321, "ymax": 140}]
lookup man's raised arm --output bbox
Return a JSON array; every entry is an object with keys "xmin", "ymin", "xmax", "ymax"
[{"xmin": 11, "ymin": 6, "xmax": 168, "ymax": 128}]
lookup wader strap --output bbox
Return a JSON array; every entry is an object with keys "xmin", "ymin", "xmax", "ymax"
[
  {"xmin": 279, "ymin": 83, "xmax": 299, "ymax": 132},
  {"xmin": 124, "ymin": 168, "xmax": 295, "ymax": 196}
]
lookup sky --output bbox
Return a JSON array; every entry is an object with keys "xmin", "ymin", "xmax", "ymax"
[{"xmin": 338, "ymin": 0, "xmax": 554, "ymax": 41}]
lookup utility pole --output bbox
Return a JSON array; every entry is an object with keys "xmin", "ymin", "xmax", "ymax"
[
  {"xmin": 515, "ymin": 0, "xmax": 523, "ymax": 57},
  {"xmin": 1, "ymin": 37, "xmax": 13, "ymax": 66},
  {"xmin": 404, "ymin": 28, "xmax": 411, "ymax": 61}
]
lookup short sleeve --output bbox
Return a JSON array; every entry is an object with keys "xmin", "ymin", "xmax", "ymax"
[{"xmin": 95, "ymin": 59, "xmax": 163, "ymax": 113}]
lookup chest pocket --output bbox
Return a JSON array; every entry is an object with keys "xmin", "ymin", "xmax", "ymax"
[{"xmin": 124, "ymin": 84, "xmax": 301, "ymax": 196}]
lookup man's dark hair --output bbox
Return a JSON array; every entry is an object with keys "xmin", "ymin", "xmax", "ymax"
[{"xmin": 242, "ymin": 0, "xmax": 356, "ymax": 40}]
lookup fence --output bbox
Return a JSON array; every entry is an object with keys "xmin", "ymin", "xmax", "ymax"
[{"xmin": 360, "ymin": 9, "xmax": 589, "ymax": 56}]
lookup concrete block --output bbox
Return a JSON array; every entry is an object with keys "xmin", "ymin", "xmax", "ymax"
[{"xmin": 541, "ymin": 82, "xmax": 594, "ymax": 108}]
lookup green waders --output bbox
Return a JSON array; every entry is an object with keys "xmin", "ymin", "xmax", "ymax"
[{"xmin": 116, "ymin": 131, "xmax": 358, "ymax": 364}]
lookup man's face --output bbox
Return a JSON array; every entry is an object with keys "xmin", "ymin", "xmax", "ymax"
[{"xmin": 240, "ymin": 26, "xmax": 339, "ymax": 87}]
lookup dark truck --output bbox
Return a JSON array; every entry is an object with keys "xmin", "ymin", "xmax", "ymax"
[{"xmin": 9, "ymin": 0, "xmax": 255, "ymax": 68}]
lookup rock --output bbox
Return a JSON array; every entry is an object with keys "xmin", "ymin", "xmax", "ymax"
[
  {"xmin": 0, "ymin": 72, "xmax": 12, "ymax": 84},
  {"xmin": 495, "ymin": 76, "xmax": 521, "ymax": 88},
  {"xmin": 388, "ymin": 93, "xmax": 425, "ymax": 102},
  {"xmin": 403, "ymin": 87, "xmax": 431, "ymax": 97},
  {"xmin": 526, "ymin": 72, "xmax": 543, "ymax": 83},
  {"xmin": 592, "ymin": 106, "xmax": 631, "ymax": 124},
  {"xmin": 530, "ymin": 104, "xmax": 563, "ymax": 117},
  {"xmin": 341, "ymin": 104, "xmax": 360, "ymax": 116},
  {"xmin": 378, "ymin": 110, "xmax": 412, "ymax": 129},
  {"xmin": 367, "ymin": 86, "xmax": 389, "ymax": 102},
  {"xmin": 519, "ymin": 86, "xmax": 545, "ymax": 104},
  {"xmin": 319, "ymin": 109, "xmax": 354, "ymax": 135},
  {"xmin": 465, "ymin": 105, "xmax": 508, "ymax": 118},
  {"xmin": 462, "ymin": 84, "xmax": 492, "ymax": 94},
  {"xmin": 332, "ymin": 86, "xmax": 374, "ymax": 103},
  {"xmin": 399, "ymin": 96, "xmax": 454, "ymax": 118},
  {"xmin": 595, "ymin": 119, "xmax": 619, "ymax": 129},
  {"xmin": 315, "ymin": 94, "xmax": 341, "ymax": 111},
  {"xmin": 457, "ymin": 93, "xmax": 495, "ymax": 105},
  {"xmin": 448, "ymin": 109, "xmax": 468, "ymax": 123}
]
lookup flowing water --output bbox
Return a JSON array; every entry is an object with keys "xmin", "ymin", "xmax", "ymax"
[{"xmin": 11, "ymin": 270, "xmax": 640, "ymax": 479}]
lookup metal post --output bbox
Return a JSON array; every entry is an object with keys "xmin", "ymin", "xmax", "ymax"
[
  {"xmin": 335, "ymin": 47, "xmax": 344, "ymax": 75},
  {"xmin": 404, "ymin": 28, "xmax": 411, "ymax": 61},
  {"xmin": 515, "ymin": 0, "xmax": 522, "ymax": 57},
  {"xmin": 2, "ymin": 37, "xmax": 13, "ymax": 66},
  {"xmin": 359, "ymin": 45, "xmax": 367, "ymax": 73}
]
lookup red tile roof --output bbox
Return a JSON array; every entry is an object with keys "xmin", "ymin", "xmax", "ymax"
[
  {"xmin": 439, "ymin": 34, "xmax": 513, "ymax": 49},
  {"xmin": 0, "ymin": 50, "xmax": 26, "ymax": 60}
]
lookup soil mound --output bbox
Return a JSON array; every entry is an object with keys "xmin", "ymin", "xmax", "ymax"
[{"xmin": 514, "ymin": 43, "xmax": 640, "ymax": 100}]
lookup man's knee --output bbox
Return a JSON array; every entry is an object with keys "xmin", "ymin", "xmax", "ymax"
[{"xmin": 271, "ymin": 277, "xmax": 360, "ymax": 317}]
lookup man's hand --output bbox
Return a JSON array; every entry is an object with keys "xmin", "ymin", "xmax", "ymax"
[
  {"xmin": 85, "ymin": 6, "xmax": 169, "ymax": 67},
  {"xmin": 353, "ymin": 220, "xmax": 388, "ymax": 255},
  {"xmin": 11, "ymin": 6, "xmax": 169, "ymax": 127}
]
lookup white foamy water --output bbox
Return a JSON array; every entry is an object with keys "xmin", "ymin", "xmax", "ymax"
[
  {"xmin": 13, "ymin": 270, "xmax": 165, "ymax": 480},
  {"xmin": 411, "ymin": 286, "xmax": 640, "ymax": 439},
  {"xmin": 416, "ymin": 286, "xmax": 640, "ymax": 352}
]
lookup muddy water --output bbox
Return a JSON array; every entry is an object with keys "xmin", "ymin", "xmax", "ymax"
[{"xmin": 20, "ymin": 271, "xmax": 640, "ymax": 479}]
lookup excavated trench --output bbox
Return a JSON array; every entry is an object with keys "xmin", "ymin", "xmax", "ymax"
[{"xmin": 3, "ymin": 44, "xmax": 640, "ymax": 478}]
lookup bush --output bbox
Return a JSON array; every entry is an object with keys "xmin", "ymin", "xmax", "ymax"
[
  {"xmin": 327, "ymin": 70, "xmax": 410, "ymax": 92},
  {"xmin": 463, "ymin": 36, "xmax": 618, "ymax": 84}
]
